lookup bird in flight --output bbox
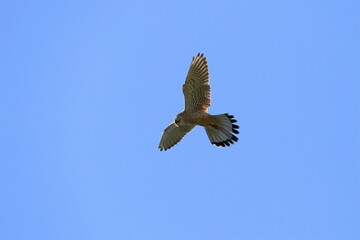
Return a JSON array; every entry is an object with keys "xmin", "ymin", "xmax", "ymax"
[{"xmin": 158, "ymin": 53, "xmax": 239, "ymax": 151}]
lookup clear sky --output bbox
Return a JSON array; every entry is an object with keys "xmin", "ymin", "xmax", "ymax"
[{"xmin": 0, "ymin": 1, "xmax": 359, "ymax": 240}]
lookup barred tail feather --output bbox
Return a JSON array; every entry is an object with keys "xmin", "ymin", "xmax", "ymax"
[{"xmin": 205, "ymin": 113, "xmax": 239, "ymax": 147}]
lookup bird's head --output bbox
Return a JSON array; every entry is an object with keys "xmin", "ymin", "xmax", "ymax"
[{"xmin": 174, "ymin": 115, "xmax": 182, "ymax": 127}]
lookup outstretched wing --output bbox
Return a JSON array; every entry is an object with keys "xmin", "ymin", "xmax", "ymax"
[
  {"xmin": 158, "ymin": 123, "xmax": 195, "ymax": 151},
  {"xmin": 182, "ymin": 53, "xmax": 211, "ymax": 112}
]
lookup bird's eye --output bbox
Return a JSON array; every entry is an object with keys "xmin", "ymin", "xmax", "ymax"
[{"xmin": 175, "ymin": 118, "xmax": 180, "ymax": 123}]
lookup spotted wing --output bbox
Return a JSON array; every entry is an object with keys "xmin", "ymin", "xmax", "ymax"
[
  {"xmin": 182, "ymin": 53, "xmax": 211, "ymax": 112},
  {"xmin": 158, "ymin": 123, "xmax": 195, "ymax": 151}
]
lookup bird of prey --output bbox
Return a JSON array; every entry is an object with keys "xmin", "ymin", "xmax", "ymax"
[{"xmin": 158, "ymin": 53, "xmax": 239, "ymax": 151}]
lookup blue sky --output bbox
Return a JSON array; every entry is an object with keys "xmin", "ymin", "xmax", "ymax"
[{"xmin": 0, "ymin": 1, "xmax": 359, "ymax": 239}]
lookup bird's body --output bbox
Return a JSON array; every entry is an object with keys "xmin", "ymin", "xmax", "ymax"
[
  {"xmin": 158, "ymin": 53, "xmax": 239, "ymax": 151},
  {"xmin": 175, "ymin": 110, "xmax": 212, "ymax": 127}
]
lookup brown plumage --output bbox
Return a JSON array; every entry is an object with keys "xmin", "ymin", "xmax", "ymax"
[{"xmin": 158, "ymin": 53, "xmax": 239, "ymax": 151}]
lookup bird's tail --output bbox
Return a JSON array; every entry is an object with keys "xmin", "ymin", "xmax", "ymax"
[{"xmin": 205, "ymin": 113, "xmax": 240, "ymax": 147}]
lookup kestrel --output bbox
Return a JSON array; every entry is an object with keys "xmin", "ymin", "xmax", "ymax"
[{"xmin": 158, "ymin": 53, "xmax": 239, "ymax": 151}]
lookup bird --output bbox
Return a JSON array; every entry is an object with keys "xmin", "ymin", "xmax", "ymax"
[{"xmin": 158, "ymin": 53, "xmax": 239, "ymax": 151}]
